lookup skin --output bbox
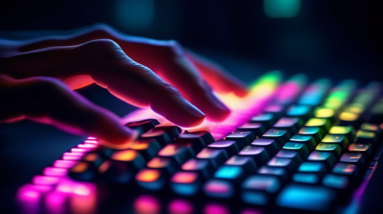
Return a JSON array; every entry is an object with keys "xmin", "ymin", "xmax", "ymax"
[{"xmin": 0, "ymin": 24, "xmax": 248, "ymax": 149}]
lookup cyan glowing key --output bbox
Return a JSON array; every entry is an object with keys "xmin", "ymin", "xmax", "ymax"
[
  {"xmin": 251, "ymin": 113, "xmax": 274, "ymax": 122},
  {"xmin": 315, "ymin": 143, "xmax": 342, "ymax": 158},
  {"xmin": 283, "ymin": 142, "xmax": 304, "ymax": 150},
  {"xmin": 214, "ymin": 165, "xmax": 243, "ymax": 180},
  {"xmin": 322, "ymin": 174, "xmax": 349, "ymax": 189},
  {"xmin": 298, "ymin": 127, "xmax": 321, "ymax": 135},
  {"xmin": 268, "ymin": 157, "xmax": 292, "ymax": 167},
  {"xmin": 332, "ymin": 163, "xmax": 357, "ymax": 176},
  {"xmin": 286, "ymin": 105, "xmax": 310, "ymax": 117},
  {"xmin": 292, "ymin": 173, "xmax": 319, "ymax": 184},
  {"xmin": 170, "ymin": 172, "xmax": 200, "ymax": 196},
  {"xmin": 298, "ymin": 162, "xmax": 324, "ymax": 173},
  {"xmin": 241, "ymin": 175, "xmax": 280, "ymax": 205}
]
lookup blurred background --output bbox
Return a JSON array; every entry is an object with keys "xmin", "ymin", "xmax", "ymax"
[{"xmin": 0, "ymin": 0, "xmax": 382, "ymax": 85}]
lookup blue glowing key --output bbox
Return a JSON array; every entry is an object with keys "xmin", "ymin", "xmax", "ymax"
[
  {"xmin": 250, "ymin": 113, "xmax": 275, "ymax": 127},
  {"xmin": 241, "ymin": 175, "xmax": 280, "ymax": 205},
  {"xmin": 322, "ymin": 174, "xmax": 349, "ymax": 189},
  {"xmin": 298, "ymin": 127, "xmax": 323, "ymax": 142},
  {"xmin": 285, "ymin": 105, "xmax": 311, "ymax": 122},
  {"xmin": 203, "ymin": 179, "xmax": 235, "ymax": 198},
  {"xmin": 214, "ymin": 165, "xmax": 245, "ymax": 183},
  {"xmin": 282, "ymin": 142, "xmax": 309, "ymax": 159},
  {"xmin": 276, "ymin": 184, "xmax": 336, "ymax": 212},
  {"xmin": 263, "ymin": 129, "xmax": 291, "ymax": 147},
  {"xmin": 298, "ymin": 162, "xmax": 327, "ymax": 177},
  {"xmin": 275, "ymin": 150, "xmax": 302, "ymax": 165},
  {"xmin": 258, "ymin": 166, "xmax": 288, "ymax": 182},
  {"xmin": 307, "ymin": 151, "xmax": 336, "ymax": 170},
  {"xmin": 225, "ymin": 156, "xmax": 258, "ymax": 174},
  {"xmin": 292, "ymin": 173, "xmax": 319, "ymax": 184},
  {"xmin": 332, "ymin": 163, "xmax": 358, "ymax": 178}
]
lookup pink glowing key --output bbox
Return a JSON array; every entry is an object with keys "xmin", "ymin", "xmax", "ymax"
[
  {"xmin": 84, "ymin": 139, "xmax": 98, "ymax": 144},
  {"xmin": 77, "ymin": 144, "xmax": 98, "ymax": 148},
  {"xmin": 62, "ymin": 152, "xmax": 83, "ymax": 160},
  {"xmin": 71, "ymin": 148, "xmax": 93, "ymax": 153},
  {"xmin": 168, "ymin": 199, "xmax": 193, "ymax": 214},
  {"xmin": 32, "ymin": 175, "xmax": 61, "ymax": 185},
  {"xmin": 43, "ymin": 167, "xmax": 68, "ymax": 176},
  {"xmin": 17, "ymin": 184, "xmax": 53, "ymax": 202},
  {"xmin": 53, "ymin": 160, "xmax": 80, "ymax": 168},
  {"xmin": 87, "ymin": 137, "xmax": 97, "ymax": 140}
]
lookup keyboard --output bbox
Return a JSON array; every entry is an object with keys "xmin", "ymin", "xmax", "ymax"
[{"xmin": 16, "ymin": 71, "xmax": 383, "ymax": 214}]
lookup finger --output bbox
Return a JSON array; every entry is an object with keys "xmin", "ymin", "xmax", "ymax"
[
  {"xmin": 0, "ymin": 39, "xmax": 206, "ymax": 127},
  {"xmin": 0, "ymin": 74, "xmax": 137, "ymax": 149},
  {"xmin": 185, "ymin": 50, "xmax": 248, "ymax": 97}
]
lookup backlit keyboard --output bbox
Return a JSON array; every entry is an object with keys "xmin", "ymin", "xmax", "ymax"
[{"xmin": 16, "ymin": 71, "xmax": 383, "ymax": 214}]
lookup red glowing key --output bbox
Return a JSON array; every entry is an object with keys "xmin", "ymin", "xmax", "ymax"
[{"xmin": 43, "ymin": 167, "xmax": 68, "ymax": 176}]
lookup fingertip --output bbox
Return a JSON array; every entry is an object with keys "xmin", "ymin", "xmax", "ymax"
[{"xmin": 98, "ymin": 127, "xmax": 139, "ymax": 149}]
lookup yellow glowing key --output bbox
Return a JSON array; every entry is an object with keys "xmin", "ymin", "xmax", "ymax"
[
  {"xmin": 361, "ymin": 123, "xmax": 379, "ymax": 132},
  {"xmin": 135, "ymin": 169, "xmax": 160, "ymax": 182},
  {"xmin": 129, "ymin": 141, "xmax": 150, "ymax": 150},
  {"xmin": 343, "ymin": 104, "xmax": 364, "ymax": 114},
  {"xmin": 314, "ymin": 107, "xmax": 335, "ymax": 120},
  {"xmin": 355, "ymin": 130, "xmax": 377, "ymax": 144},
  {"xmin": 111, "ymin": 150, "xmax": 138, "ymax": 161},
  {"xmin": 305, "ymin": 118, "xmax": 330, "ymax": 131},
  {"xmin": 329, "ymin": 126, "xmax": 354, "ymax": 142},
  {"xmin": 339, "ymin": 112, "xmax": 359, "ymax": 122}
]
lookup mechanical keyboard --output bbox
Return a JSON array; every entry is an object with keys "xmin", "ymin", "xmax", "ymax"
[{"xmin": 16, "ymin": 71, "xmax": 383, "ymax": 214}]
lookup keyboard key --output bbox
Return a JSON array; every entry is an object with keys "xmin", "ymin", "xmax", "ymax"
[
  {"xmin": 340, "ymin": 153, "xmax": 365, "ymax": 168},
  {"xmin": 332, "ymin": 163, "xmax": 358, "ymax": 179},
  {"xmin": 305, "ymin": 118, "xmax": 331, "ymax": 133},
  {"xmin": 273, "ymin": 117, "xmax": 303, "ymax": 135},
  {"xmin": 170, "ymin": 171, "xmax": 202, "ymax": 196},
  {"xmin": 298, "ymin": 127, "xmax": 323, "ymax": 143},
  {"xmin": 135, "ymin": 168, "xmax": 166, "ymax": 190},
  {"xmin": 141, "ymin": 129, "xmax": 172, "ymax": 147},
  {"xmin": 267, "ymin": 157, "xmax": 297, "ymax": 174},
  {"xmin": 129, "ymin": 138, "xmax": 161, "ymax": 161},
  {"xmin": 250, "ymin": 113, "xmax": 275, "ymax": 128},
  {"xmin": 348, "ymin": 143, "xmax": 372, "ymax": 157},
  {"xmin": 355, "ymin": 130, "xmax": 378, "ymax": 145},
  {"xmin": 251, "ymin": 138, "xmax": 279, "ymax": 157},
  {"xmin": 43, "ymin": 167, "xmax": 68, "ymax": 177},
  {"xmin": 196, "ymin": 148, "xmax": 228, "ymax": 168},
  {"xmin": 92, "ymin": 145, "xmax": 115, "ymax": 158},
  {"xmin": 203, "ymin": 179, "xmax": 235, "ymax": 198},
  {"xmin": 282, "ymin": 142, "xmax": 310, "ymax": 159},
  {"xmin": 289, "ymin": 134, "xmax": 316, "ymax": 151},
  {"xmin": 125, "ymin": 119, "xmax": 160, "ymax": 134},
  {"xmin": 237, "ymin": 122, "xmax": 265, "ymax": 137},
  {"xmin": 82, "ymin": 152, "xmax": 104, "ymax": 168},
  {"xmin": 257, "ymin": 166, "xmax": 289, "ymax": 182},
  {"xmin": 285, "ymin": 105, "xmax": 312, "ymax": 122},
  {"xmin": 241, "ymin": 175, "xmax": 281, "ymax": 205},
  {"xmin": 338, "ymin": 112, "xmax": 360, "ymax": 127},
  {"xmin": 275, "ymin": 150, "xmax": 302, "ymax": 165},
  {"xmin": 225, "ymin": 155, "xmax": 258, "ymax": 174},
  {"xmin": 314, "ymin": 107, "xmax": 336, "ymax": 123},
  {"xmin": 182, "ymin": 159, "xmax": 215, "ymax": 178},
  {"xmin": 264, "ymin": 104, "xmax": 285, "ymax": 118},
  {"xmin": 321, "ymin": 134, "xmax": 349, "ymax": 149},
  {"xmin": 360, "ymin": 123, "xmax": 382, "ymax": 134},
  {"xmin": 158, "ymin": 144, "xmax": 192, "ymax": 165},
  {"xmin": 225, "ymin": 131, "xmax": 255, "ymax": 148},
  {"xmin": 297, "ymin": 162, "xmax": 327, "ymax": 178},
  {"xmin": 262, "ymin": 129, "xmax": 291, "ymax": 147},
  {"xmin": 292, "ymin": 173, "xmax": 320, "ymax": 184},
  {"xmin": 298, "ymin": 78, "xmax": 331, "ymax": 106},
  {"xmin": 276, "ymin": 184, "xmax": 337, "ymax": 212},
  {"xmin": 315, "ymin": 143, "xmax": 343, "ymax": 158},
  {"xmin": 328, "ymin": 126, "xmax": 355, "ymax": 143},
  {"xmin": 322, "ymin": 174, "xmax": 350, "ymax": 190},
  {"xmin": 68, "ymin": 162, "xmax": 95, "ymax": 181},
  {"xmin": 307, "ymin": 151, "xmax": 336, "ymax": 170},
  {"xmin": 177, "ymin": 131, "xmax": 215, "ymax": 146},
  {"xmin": 369, "ymin": 100, "xmax": 383, "ymax": 124},
  {"xmin": 214, "ymin": 165, "xmax": 246, "ymax": 184},
  {"xmin": 147, "ymin": 157, "xmax": 178, "ymax": 175},
  {"xmin": 238, "ymin": 146, "xmax": 270, "ymax": 166},
  {"xmin": 153, "ymin": 124, "xmax": 181, "ymax": 140},
  {"xmin": 207, "ymin": 140, "xmax": 240, "ymax": 157}
]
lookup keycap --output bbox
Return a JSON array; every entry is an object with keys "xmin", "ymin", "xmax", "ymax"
[
  {"xmin": 322, "ymin": 174, "xmax": 350, "ymax": 190},
  {"xmin": 314, "ymin": 107, "xmax": 336, "ymax": 123},
  {"xmin": 153, "ymin": 124, "xmax": 182, "ymax": 140},
  {"xmin": 262, "ymin": 129, "xmax": 291, "ymax": 147},
  {"xmin": 348, "ymin": 143, "xmax": 372, "ymax": 157},
  {"xmin": 92, "ymin": 145, "xmax": 115, "ymax": 158},
  {"xmin": 225, "ymin": 131, "xmax": 255, "ymax": 148},
  {"xmin": 82, "ymin": 152, "xmax": 104, "ymax": 168},
  {"xmin": 339, "ymin": 152, "xmax": 364, "ymax": 166},
  {"xmin": 53, "ymin": 160, "xmax": 80, "ymax": 168},
  {"xmin": 305, "ymin": 118, "xmax": 331, "ymax": 133},
  {"xmin": 282, "ymin": 142, "xmax": 310, "ymax": 159},
  {"xmin": 328, "ymin": 126, "xmax": 355, "ymax": 143},
  {"xmin": 273, "ymin": 74, "xmax": 307, "ymax": 105},
  {"xmin": 285, "ymin": 105, "xmax": 312, "ymax": 122},
  {"xmin": 237, "ymin": 122, "xmax": 265, "ymax": 137},
  {"xmin": 298, "ymin": 78, "xmax": 331, "ymax": 106},
  {"xmin": 257, "ymin": 166, "xmax": 289, "ymax": 182},
  {"xmin": 264, "ymin": 104, "xmax": 285, "ymax": 118},
  {"xmin": 170, "ymin": 171, "xmax": 202, "ymax": 196},
  {"xmin": 355, "ymin": 130, "xmax": 378, "ymax": 145},
  {"xmin": 135, "ymin": 168, "xmax": 166, "ymax": 190},
  {"xmin": 177, "ymin": 131, "xmax": 215, "ymax": 147},
  {"xmin": 251, "ymin": 138, "xmax": 279, "ymax": 157},
  {"xmin": 196, "ymin": 148, "xmax": 228, "ymax": 168},
  {"xmin": 241, "ymin": 175, "xmax": 281, "ymax": 205},
  {"xmin": 289, "ymin": 134, "xmax": 316, "ymax": 151},
  {"xmin": 147, "ymin": 157, "xmax": 178, "ymax": 175},
  {"xmin": 369, "ymin": 100, "xmax": 383, "ymax": 124},
  {"xmin": 332, "ymin": 163, "xmax": 358, "ymax": 179},
  {"xmin": 267, "ymin": 157, "xmax": 297, "ymax": 174},
  {"xmin": 182, "ymin": 159, "xmax": 215, "ymax": 178},
  {"xmin": 297, "ymin": 162, "xmax": 327, "ymax": 178},
  {"xmin": 125, "ymin": 119, "xmax": 160, "ymax": 134},
  {"xmin": 129, "ymin": 138, "xmax": 161, "ymax": 161},
  {"xmin": 141, "ymin": 129, "xmax": 172, "ymax": 147},
  {"xmin": 321, "ymin": 134, "xmax": 349, "ymax": 150},
  {"xmin": 275, "ymin": 150, "xmax": 302, "ymax": 165},
  {"xmin": 207, "ymin": 140, "xmax": 240, "ymax": 157},
  {"xmin": 315, "ymin": 143, "xmax": 343, "ymax": 158},
  {"xmin": 43, "ymin": 167, "xmax": 68, "ymax": 177},
  {"xmin": 276, "ymin": 184, "xmax": 337, "ymax": 212},
  {"xmin": 158, "ymin": 144, "xmax": 192, "ymax": 165},
  {"xmin": 292, "ymin": 173, "xmax": 320, "ymax": 184},
  {"xmin": 338, "ymin": 111, "xmax": 361, "ymax": 127},
  {"xmin": 307, "ymin": 151, "xmax": 336, "ymax": 170},
  {"xmin": 250, "ymin": 113, "xmax": 275, "ymax": 128},
  {"xmin": 203, "ymin": 179, "xmax": 235, "ymax": 198},
  {"xmin": 238, "ymin": 146, "xmax": 270, "ymax": 167},
  {"xmin": 61, "ymin": 152, "xmax": 83, "ymax": 160},
  {"xmin": 32, "ymin": 175, "xmax": 61, "ymax": 186},
  {"xmin": 225, "ymin": 156, "xmax": 258, "ymax": 174},
  {"xmin": 214, "ymin": 165, "xmax": 246, "ymax": 184},
  {"xmin": 68, "ymin": 162, "xmax": 95, "ymax": 181},
  {"xmin": 323, "ymin": 80, "xmax": 356, "ymax": 110},
  {"xmin": 298, "ymin": 127, "xmax": 323, "ymax": 143},
  {"xmin": 360, "ymin": 123, "xmax": 382, "ymax": 134},
  {"xmin": 273, "ymin": 117, "xmax": 303, "ymax": 135}
]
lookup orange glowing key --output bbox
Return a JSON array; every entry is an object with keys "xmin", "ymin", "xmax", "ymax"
[
  {"xmin": 70, "ymin": 162, "xmax": 89, "ymax": 173},
  {"xmin": 171, "ymin": 172, "xmax": 198, "ymax": 184},
  {"xmin": 135, "ymin": 169, "xmax": 160, "ymax": 182},
  {"xmin": 147, "ymin": 157, "xmax": 170, "ymax": 168},
  {"xmin": 111, "ymin": 150, "xmax": 138, "ymax": 161}
]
